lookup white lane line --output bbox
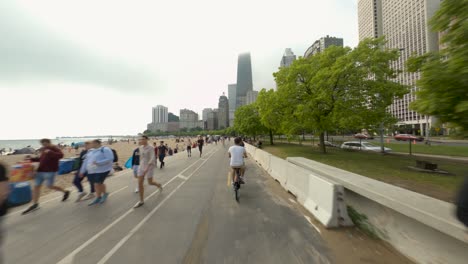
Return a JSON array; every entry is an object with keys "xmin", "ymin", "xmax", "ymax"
[
  {"xmin": 56, "ymin": 149, "xmax": 216, "ymax": 264},
  {"xmin": 177, "ymin": 175, "xmax": 188, "ymax": 180},
  {"xmin": 304, "ymin": 215, "xmax": 322, "ymax": 234},
  {"xmin": 108, "ymin": 186, "xmax": 128, "ymax": 197},
  {"xmin": 289, "ymin": 198, "xmax": 297, "ymax": 204},
  {"xmin": 97, "ymin": 150, "xmax": 217, "ymax": 264}
]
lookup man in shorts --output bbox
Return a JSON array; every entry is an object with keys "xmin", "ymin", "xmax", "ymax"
[
  {"xmin": 22, "ymin": 139, "xmax": 70, "ymax": 214},
  {"xmin": 158, "ymin": 141, "xmax": 168, "ymax": 169},
  {"xmin": 228, "ymin": 137, "xmax": 247, "ymax": 185},
  {"xmin": 80, "ymin": 139, "xmax": 114, "ymax": 206},
  {"xmin": 197, "ymin": 136, "xmax": 204, "ymax": 157},
  {"xmin": 134, "ymin": 136, "xmax": 163, "ymax": 208}
]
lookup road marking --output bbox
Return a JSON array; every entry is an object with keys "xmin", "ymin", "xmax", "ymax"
[
  {"xmin": 289, "ymin": 198, "xmax": 297, "ymax": 204},
  {"xmin": 108, "ymin": 186, "xmax": 128, "ymax": 197},
  {"xmin": 57, "ymin": 149, "xmax": 216, "ymax": 264},
  {"xmin": 304, "ymin": 215, "xmax": 321, "ymax": 234},
  {"xmin": 97, "ymin": 149, "xmax": 217, "ymax": 264},
  {"xmin": 177, "ymin": 175, "xmax": 188, "ymax": 180}
]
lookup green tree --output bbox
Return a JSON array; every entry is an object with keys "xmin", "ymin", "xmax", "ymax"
[
  {"xmin": 407, "ymin": 0, "xmax": 468, "ymax": 131},
  {"xmin": 274, "ymin": 38, "xmax": 407, "ymax": 153},
  {"xmin": 233, "ymin": 104, "xmax": 266, "ymax": 140},
  {"xmin": 256, "ymin": 89, "xmax": 284, "ymax": 145}
]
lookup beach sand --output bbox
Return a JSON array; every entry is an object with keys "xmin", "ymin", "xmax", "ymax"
[{"xmin": 0, "ymin": 137, "xmax": 197, "ymax": 197}]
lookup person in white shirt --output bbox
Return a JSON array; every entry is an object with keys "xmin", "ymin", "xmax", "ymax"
[
  {"xmin": 134, "ymin": 136, "xmax": 163, "ymax": 208},
  {"xmin": 228, "ymin": 137, "xmax": 248, "ymax": 185}
]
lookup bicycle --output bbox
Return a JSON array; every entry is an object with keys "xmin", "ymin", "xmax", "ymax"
[{"xmin": 232, "ymin": 168, "xmax": 242, "ymax": 202}]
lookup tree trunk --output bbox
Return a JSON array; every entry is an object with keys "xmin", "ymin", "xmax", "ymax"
[
  {"xmin": 269, "ymin": 129, "xmax": 274, "ymax": 145},
  {"xmin": 319, "ymin": 132, "xmax": 327, "ymax": 154}
]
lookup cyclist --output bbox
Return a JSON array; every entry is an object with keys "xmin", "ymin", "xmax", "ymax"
[{"xmin": 228, "ymin": 137, "xmax": 247, "ymax": 186}]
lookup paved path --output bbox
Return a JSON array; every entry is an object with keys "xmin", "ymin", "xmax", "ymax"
[{"xmin": 3, "ymin": 144, "xmax": 412, "ymax": 264}]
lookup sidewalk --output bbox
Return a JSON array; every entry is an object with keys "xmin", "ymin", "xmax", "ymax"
[{"xmin": 393, "ymin": 152, "xmax": 468, "ymax": 162}]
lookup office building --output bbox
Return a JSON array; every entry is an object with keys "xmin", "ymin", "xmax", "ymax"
[
  {"xmin": 236, "ymin": 53, "xmax": 253, "ymax": 108},
  {"xmin": 218, "ymin": 93, "xmax": 229, "ymax": 129},
  {"xmin": 228, "ymin": 84, "xmax": 237, "ymax": 126},
  {"xmin": 179, "ymin": 109, "xmax": 200, "ymax": 130},
  {"xmin": 358, "ymin": 0, "xmax": 440, "ymax": 132},
  {"xmin": 304, "ymin": 36, "xmax": 344, "ymax": 58},
  {"xmin": 202, "ymin": 108, "xmax": 213, "ymax": 122},
  {"xmin": 207, "ymin": 109, "xmax": 219, "ymax": 131},
  {"xmin": 147, "ymin": 122, "xmax": 179, "ymax": 133},
  {"xmin": 152, "ymin": 105, "xmax": 168, "ymax": 124},
  {"xmin": 280, "ymin": 48, "xmax": 296, "ymax": 68},
  {"xmin": 246, "ymin": 90, "xmax": 258, "ymax": 105}
]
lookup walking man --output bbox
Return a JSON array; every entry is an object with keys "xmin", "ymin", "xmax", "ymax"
[
  {"xmin": 186, "ymin": 139, "xmax": 192, "ymax": 157},
  {"xmin": 131, "ymin": 147, "xmax": 140, "ymax": 193},
  {"xmin": 22, "ymin": 139, "xmax": 70, "ymax": 214},
  {"xmin": 134, "ymin": 136, "xmax": 163, "ymax": 208},
  {"xmin": 74, "ymin": 141, "xmax": 95, "ymax": 202},
  {"xmin": 158, "ymin": 141, "xmax": 168, "ymax": 169},
  {"xmin": 197, "ymin": 136, "xmax": 204, "ymax": 157},
  {"xmin": 80, "ymin": 139, "xmax": 114, "ymax": 206}
]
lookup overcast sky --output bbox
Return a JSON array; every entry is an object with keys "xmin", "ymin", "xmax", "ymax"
[{"xmin": 0, "ymin": 0, "xmax": 359, "ymax": 139}]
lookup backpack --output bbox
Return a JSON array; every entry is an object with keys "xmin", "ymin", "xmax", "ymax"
[{"xmin": 101, "ymin": 147, "xmax": 118, "ymax": 162}]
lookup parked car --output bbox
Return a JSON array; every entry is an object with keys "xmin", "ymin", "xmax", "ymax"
[
  {"xmin": 341, "ymin": 141, "xmax": 392, "ymax": 153},
  {"xmin": 394, "ymin": 134, "xmax": 424, "ymax": 142},
  {"xmin": 354, "ymin": 133, "xmax": 374, "ymax": 140},
  {"xmin": 317, "ymin": 141, "xmax": 339, "ymax": 148}
]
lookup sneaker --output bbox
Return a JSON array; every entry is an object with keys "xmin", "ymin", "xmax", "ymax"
[
  {"xmin": 88, "ymin": 197, "xmax": 101, "ymax": 206},
  {"xmin": 134, "ymin": 201, "xmax": 144, "ymax": 208},
  {"xmin": 22, "ymin": 204, "xmax": 39, "ymax": 215},
  {"xmin": 134, "ymin": 188, "xmax": 139, "ymax": 193},
  {"xmin": 83, "ymin": 193, "xmax": 95, "ymax": 200},
  {"xmin": 62, "ymin": 191, "xmax": 71, "ymax": 202},
  {"xmin": 75, "ymin": 192, "xmax": 87, "ymax": 202},
  {"xmin": 99, "ymin": 192, "xmax": 109, "ymax": 204},
  {"xmin": 158, "ymin": 184, "xmax": 163, "ymax": 191},
  {"xmin": 240, "ymin": 177, "xmax": 245, "ymax": 184}
]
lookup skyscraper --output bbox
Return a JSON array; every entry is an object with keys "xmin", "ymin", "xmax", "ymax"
[
  {"xmin": 246, "ymin": 91, "xmax": 258, "ymax": 105},
  {"xmin": 236, "ymin": 53, "xmax": 253, "ymax": 108},
  {"xmin": 228, "ymin": 84, "xmax": 237, "ymax": 126},
  {"xmin": 280, "ymin": 48, "xmax": 296, "ymax": 68},
  {"xmin": 179, "ymin": 109, "xmax": 199, "ymax": 130},
  {"xmin": 218, "ymin": 93, "xmax": 229, "ymax": 129},
  {"xmin": 358, "ymin": 0, "xmax": 440, "ymax": 133},
  {"xmin": 202, "ymin": 108, "xmax": 213, "ymax": 122},
  {"xmin": 304, "ymin": 36, "xmax": 344, "ymax": 58},
  {"xmin": 207, "ymin": 109, "xmax": 219, "ymax": 131},
  {"xmin": 152, "ymin": 105, "xmax": 168, "ymax": 124}
]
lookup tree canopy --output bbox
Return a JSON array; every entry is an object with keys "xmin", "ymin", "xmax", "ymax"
[
  {"xmin": 233, "ymin": 104, "xmax": 266, "ymax": 139},
  {"xmin": 407, "ymin": 0, "xmax": 468, "ymax": 131}
]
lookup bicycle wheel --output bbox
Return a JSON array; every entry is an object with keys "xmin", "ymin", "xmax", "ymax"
[{"xmin": 235, "ymin": 184, "xmax": 239, "ymax": 202}]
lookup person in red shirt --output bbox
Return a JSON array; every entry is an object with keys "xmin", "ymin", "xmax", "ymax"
[{"xmin": 22, "ymin": 139, "xmax": 70, "ymax": 215}]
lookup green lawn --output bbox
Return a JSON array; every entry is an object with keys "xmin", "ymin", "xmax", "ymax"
[
  {"xmin": 263, "ymin": 143, "xmax": 467, "ymax": 202},
  {"xmin": 383, "ymin": 143, "xmax": 468, "ymax": 157}
]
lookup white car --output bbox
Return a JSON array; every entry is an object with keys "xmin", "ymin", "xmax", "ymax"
[{"xmin": 341, "ymin": 141, "xmax": 392, "ymax": 153}]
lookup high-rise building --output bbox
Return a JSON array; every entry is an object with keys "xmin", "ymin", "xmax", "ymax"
[
  {"xmin": 280, "ymin": 48, "xmax": 296, "ymax": 68},
  {"xmin": 152, "ymin": 105, "xmax": 168, "ymax": 124},
  {"xmin": 202, "ymin": 108, "xmax": 213, "ymax": 122},
  {"xmin": 179, "ymin": 109, "xmax": 199, "ymax": 130},
  {"xmin": 246, "ymin": 90, "xmax": 259, "ymax": 105},
  {"xmin": 236, "ymin": 53, "xmax": 253, "ymax": 108},
  {"xmin": 358, "ymin": 0, "xmax": 440, "ymax": 133},
  {"xmin": 207, "ymin": 109, "xmax": 219, "ymax": 131},
  {"xmin": 228, "ymin": 84, "xmax": 237, "ymax": 126},
  {"xmin": 304, "ymin": 36, "xmax": 344, "ymax": 58},
  {"xmin": 218, "ymin": 93, "xmax": 229, "ymax": 129}
]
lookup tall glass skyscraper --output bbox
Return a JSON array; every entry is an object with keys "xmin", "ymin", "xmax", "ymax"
[{"xmin": 236, "ymin": 53, "xmax": 253, "ymax": 108}]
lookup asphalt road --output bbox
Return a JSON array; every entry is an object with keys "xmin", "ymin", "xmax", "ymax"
[{"xmin": 3, "ymin": 144, "xmax": 333, "ymax": 264}]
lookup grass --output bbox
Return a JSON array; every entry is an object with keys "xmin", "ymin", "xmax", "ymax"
[{"xmin": 263, "ymin": 143, "xmax": 468, "ymax": 202}]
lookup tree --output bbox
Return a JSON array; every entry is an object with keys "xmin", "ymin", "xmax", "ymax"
[
  {"xmin": 407, "ymin": 0, "xmax": 468, "ymax": 131},
  {"xmin": 168, "ymin": 112, "xmax": 179, "ymax": 122},
  {"xmin": 233, "ymin": 104, "xmax": 266, "ymax": 139},
  {"xmin": 274, "ymin": 38, "xmax": 407, "ymax": 153},
  {"xmin": 256, "ymin": 89, "xmax": 285, "ymax": 145}
]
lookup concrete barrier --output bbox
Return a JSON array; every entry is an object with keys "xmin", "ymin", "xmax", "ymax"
[
  {"xmin": 288, "ymin": 157, "xmax": 468, "ymax": 264},
  {"xmin": 269, "ymin": 155, "xmax": 289, "ymax": 187},
  {"xmin": 254, "ymin": 149, "xmax": 271, "ymax": 172}
]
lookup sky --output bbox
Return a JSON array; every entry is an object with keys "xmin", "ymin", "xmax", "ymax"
[{"xmin": 0, "ymin": 0, "xmax": 359, "ymax": 139}]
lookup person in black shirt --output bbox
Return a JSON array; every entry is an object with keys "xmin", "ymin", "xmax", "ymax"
[
  {"xmin": 197, "ymin": 136, "xmax": 204, "ymax": 157},
  {"xmin": 73, "ymin": 142, "xmax": 96, "ymax": 202},
  {"xmin": 157, "ymin": 141, "xmax": 168, "ymax": 169},
  {"xmin": 131, "ymin": 148, "xmax": 140, "ymax": 193},
  {"xmin": 0, "ymin": 161, "xmax": 9, "ymax": 262}
]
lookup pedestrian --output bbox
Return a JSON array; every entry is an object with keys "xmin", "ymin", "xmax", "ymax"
[
  {"xmin": 153, "ymin": 142, "xmax": 158, "ymax": 167},
  {"xmin": 186, "ymin": 139, "xmax": 192, "ymax": 157},
  {"xmin": 80, "ymin": 139, "xmax": 113, "ymax": 206},
  {"xmin": 158, "ymin": 141, "xmax": 168, "ymax": 169},
  {"xmin": 456, "ymin": 175, "xmax": 468, "ymax": 229},
  {"xmin": 0, "ymin": 162, "xmax": 9, "ymax": 262},
  {"xmin": 131, "ymin": 147, "xmax": 140, "ymax": 193},
  {"xmin": 74, "ymin": 141, "xmax": 96, "ymax": 202},
  {"xmin": 134, "ymin": 136, "xmax": 162, "ymax": 208},
  {"xmin": 197, "ymin": 135, "xmax": 204, "ymax": 157},
  {"xmin": 22, "ymin": 139, "xmax": 70, "ymax": 214}
]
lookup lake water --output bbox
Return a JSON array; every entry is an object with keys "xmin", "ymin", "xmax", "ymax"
[{"xmin": 0, "ymin": 137, "xmax": 131, "ymax": 151}]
